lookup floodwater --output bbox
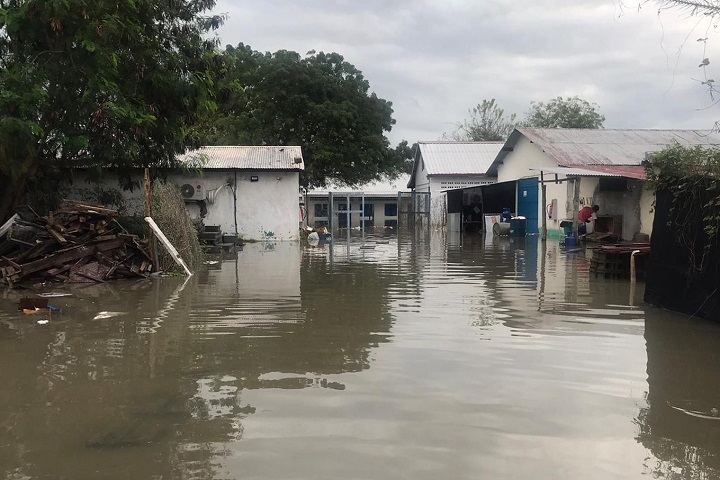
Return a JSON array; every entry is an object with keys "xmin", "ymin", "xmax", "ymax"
[{"xmin": 1, "ymin": 231, "xmax": 719, "ymax": 480}]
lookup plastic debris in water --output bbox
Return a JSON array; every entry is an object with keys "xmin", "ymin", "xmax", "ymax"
[
  {"xmin": 37, "ymin": 320, "xmax": 49, "ymax": 325},
  {"xmin": 92, "ymin": 311, "xmax": 127, "ymax": 320}
]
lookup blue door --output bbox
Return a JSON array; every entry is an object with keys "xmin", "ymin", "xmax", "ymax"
[{"xmin": 517, "ymin": 178, "xmax": 539, "ymax": 234}]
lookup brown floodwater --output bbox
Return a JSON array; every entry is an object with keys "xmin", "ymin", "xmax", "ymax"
[{"xmin": 1, "ymin": 231, "xmax": 719, "ymax": 480}]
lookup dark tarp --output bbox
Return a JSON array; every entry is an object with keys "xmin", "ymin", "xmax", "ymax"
[
  {"xmin": 480, "ymin": 181, "xmax": 516, "ymax": 215},
  {"xmin": 644, "ymin": 188, "xmax": 719, "ymax": 321}
]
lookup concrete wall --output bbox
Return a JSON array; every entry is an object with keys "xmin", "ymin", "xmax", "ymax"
[
  {"xmin": 67, "ymin": 169, "xmax": 301, "ymax": 241},
  {"xmin": 413, "ymin": 156, "xmax": 430, "ymax": 192},
  {"xmin": 169, "ymin": 170, "xmax": 300, "ymax": 241},
  {"xmin": 430, "ymin": 176, "xmax": 496, "ymax": 193},
  {"xmin": 497, "ymin": 137, "xmax": 555, "ymax": 183},
  {"xmin": 430, "ymin": 192, "xmax": 447, "ymax": 229}
]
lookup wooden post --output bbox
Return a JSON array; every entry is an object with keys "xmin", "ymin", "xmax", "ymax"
[
  {"xmin": 541, "ymin": 172, "xmax": 547, "ymax": 242},
  {"xmin": 145, "ymin": 217, "xmax": 193, "ymax": 276},
  {"xmin": 144, "ymin": 168, "xmax": 160, "ymax": 271},
  {"xmin": 572, "ymin": 178, "xmax": 581, "ymax": 236}
]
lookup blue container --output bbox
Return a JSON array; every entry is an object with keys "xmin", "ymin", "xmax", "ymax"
[
  {"xmin": 509, "ymin": 217, "xmax": 527, "ymax": 236},
  {"xmin": 564, "ymin": 234, "xmax": 578, "ymax": 246}
]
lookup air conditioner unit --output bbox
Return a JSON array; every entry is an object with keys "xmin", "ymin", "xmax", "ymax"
[{"xmin": 180, "ymin": 182, "xmax": 205, "ymax": 201}]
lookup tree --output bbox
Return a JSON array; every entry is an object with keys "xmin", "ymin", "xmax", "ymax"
[
  {"xmin": 444, "ymin": 98, "xmax": 517, "ymax": 141},
  {"xmin": 205, "ymin": 44, "xmax": 411, "ymax": 188},
  {"xmin": 0, "ymin": 0, "xmax": 223, "ymax": 220},
  {"xmin": 522, "ymin": 96, "xmax": 605, "ymax": 129}
]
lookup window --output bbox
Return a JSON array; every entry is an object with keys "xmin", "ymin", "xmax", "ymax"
[
  {"xmin": 384, "ymin": 203, "xmax": 398, "ymax": 216},
  {"xmin": 314, "ymin": 203, "xmax": 328, "ymax": 218}
]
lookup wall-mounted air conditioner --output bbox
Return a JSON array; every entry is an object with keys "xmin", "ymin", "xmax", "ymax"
[{"xmin": 180, "ymin": 182, "xmax": 205, "ymax": 201}]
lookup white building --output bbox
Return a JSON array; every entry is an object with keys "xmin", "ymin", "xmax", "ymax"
[
  {"xmin": 305, "ymin": 174, "xmax": 410, "ymax": 229},
  {"xmin": 407, "ymin": 141, "xmax": 503, "ymax": 228},
  {"xmin": 487, "ymin": 128, "xmax": 720, "ymax": 240},
  {"xmin": 406, "ymin": 141, "xmax": 503, "ymax": 194},
  {"xmin": 67, "ymin": 146, "xmax": 304, "ymax": 242},
  {"xmin": 175, "ymin": 146, "xmax": 303, "ymax": 241}
]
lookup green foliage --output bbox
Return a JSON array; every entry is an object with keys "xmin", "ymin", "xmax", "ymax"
[
  {"xmin": 445, "ymin": 98, "xmax": 517, "ymax": 141},
  {"xmin": 522, "ymin": 96, "xmax": 605, "ymax": 129},
  {"xmin": 647, "ymin": 143, "xmax": 720, "ymax": 242},
  {"xmin": 204, "ymin": 44, "xmax": 411, "ymax": 188},
  {"xmin": 0, "ymin": 0, "xmax": 223, "ymax": 217}
]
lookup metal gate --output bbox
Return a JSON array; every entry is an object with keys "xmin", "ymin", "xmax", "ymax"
[{"xmin": 398, "ymin": 191, "xmax": 430, "ymax": 228}]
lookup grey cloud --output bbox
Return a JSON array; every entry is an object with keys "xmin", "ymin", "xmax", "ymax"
[{"xmin": 213, "ymin": 0, "xmax": 720, "ymax": 144}]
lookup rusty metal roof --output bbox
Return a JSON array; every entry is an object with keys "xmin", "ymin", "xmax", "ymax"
[
  {"xmin": 488, "ymin": 128, "xmax": 720, "ymax": 176},
  {"xmin": 178, "ymin": 146, "xmax": 304, "ymax": 170},
  {"xmin": 417, "ymin": 141, "xmax": 504, "ymax": 175}
]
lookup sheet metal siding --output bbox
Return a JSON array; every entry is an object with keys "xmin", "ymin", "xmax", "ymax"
[
  {"xmin": 178, "ymin": 146, "xmax": 304, "ymax": 170},
  {"xmin": 520, "ymin": 128, "xmax": 720, "ymax": 167},
  {"xmin": 418, "ymin": 142, "xmax": 504, "ymax": 175}
]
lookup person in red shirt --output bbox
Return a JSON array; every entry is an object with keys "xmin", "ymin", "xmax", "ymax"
[{"xmin": 578, "ymin": 204, "xmax": 599, "ymax": 235}]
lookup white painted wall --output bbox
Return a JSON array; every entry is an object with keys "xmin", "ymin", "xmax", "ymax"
[
  {"xmin": 174, "ymin": 171, "xmax": 300, "ymax": 242},
  {"xmin": 430, "ymin": 192, "xmax": 447, "ymax": 228},
  {"xmin": 430, "ymin": 175, "xmax": 496, "ymax": 193},
  {"xmin": 413, "ymin": 157, "xmax": 430, "ymax": 192},
  {"xmin": 67, "ymin": 169, "xmax": 300, "ymax": 241},
  {"xmin": 497, "ymin": 137, "xmax": 556, "ymax": 183},
  {"xmin": 639, "ymin": 185, "xmax": 655, "ymax": 238}
]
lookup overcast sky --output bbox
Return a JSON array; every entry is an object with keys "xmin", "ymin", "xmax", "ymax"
[{"xmin": 211, "ymin": 0, "xmax": 720, "ymax": 146}]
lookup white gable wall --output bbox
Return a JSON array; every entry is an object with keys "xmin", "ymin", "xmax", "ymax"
[
  {"xmin": 413, "ymin": 156, "xmax": 430, "ymax": 192},
  {"xmin": 497, "ymin": 137, "xmax": 557, "ymax": 183}
]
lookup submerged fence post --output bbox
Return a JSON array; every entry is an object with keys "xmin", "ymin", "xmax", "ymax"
[{"xmin": 144, "ymin": 217, "xmax": 193, "ymax": 276}]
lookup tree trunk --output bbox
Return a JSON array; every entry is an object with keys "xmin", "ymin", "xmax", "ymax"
[{"xmin": 0, "ymin": 175, "xmax": 27, "ymax": 223}]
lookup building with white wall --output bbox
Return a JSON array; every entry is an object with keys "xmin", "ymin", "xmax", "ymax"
[
  {"xmin": 67, "ymin": 146, "xmax": 304, "ymax": 242},
  {"xmin": 175, "ymin": 146, "xmax": 303, "ymax": 241},
  {"xmin": 407, "ymin": 141, "xmax": 503, "ymax": 194},
  {"xmin": 487, "ymin": 128, "xmax": 720, "ymax": 240},
  {"xmin": 305, "ymin": 174, "xmax": 410, "ymax": 229}
]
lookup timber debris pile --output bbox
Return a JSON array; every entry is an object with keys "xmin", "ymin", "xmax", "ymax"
[{"xmin": 0, "ymin": 200, "xmax": 153, "ymax": 286}]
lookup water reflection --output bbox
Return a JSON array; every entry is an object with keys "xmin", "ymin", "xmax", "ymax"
[
  {"xmin": 638, "ymin": 308, "xmax": 720, "ymax": 478},
  {"xmin": 0, "ymin": 234, "xmax": 717, "ymax": 479}
]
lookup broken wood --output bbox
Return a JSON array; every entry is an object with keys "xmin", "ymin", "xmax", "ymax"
[{"xmin": 0, "ymin": 201, "xmax": 155, "ymax": 286}]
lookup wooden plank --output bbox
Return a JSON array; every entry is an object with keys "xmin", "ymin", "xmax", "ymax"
[
  {"xmin": 45, "ymin": 225, "xmax": 68, "ymax": 244},
  {"xmin": 16, "ymin": 238, "xmax": 125, "ymax": 278},
  {"xmin": 145, "ymin": 217, "xmax": 192, "ymax": 276}
]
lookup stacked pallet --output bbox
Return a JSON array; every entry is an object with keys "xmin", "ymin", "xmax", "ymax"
[
  {"xmin": 0, "ymin": 200, "xmax": 153, "ymax": 286},
  {"xmin": 589, "ymin": 243, "xmax": 650, "ymax": 278}
]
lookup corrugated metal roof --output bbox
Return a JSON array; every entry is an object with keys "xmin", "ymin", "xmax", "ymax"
[
  {"xmin": 530, "ymin": 165, "xmax": 647, "ymax": 180},
  {"xmin": 521, "ymin": 128, "xmax": 720, "ymax": 167},
  {"xmin": 418, "ymin": 141, "xmax": 504, "ymax": 175},
  {"xmin": 307, "ymin": 174, "xmax": 411, "ymax": 197},
  {"xmin": 487, "ymin": 128, "xmax": 720, "ymax": 176},
  {"xmin": 177, "ymin": 146, "xmax": 304, "ymax": 170}
]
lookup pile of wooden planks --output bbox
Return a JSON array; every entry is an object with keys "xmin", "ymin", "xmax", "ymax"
[{"xmin": 0, "ymin": 200, "xmax": 153, "ymax": 286}]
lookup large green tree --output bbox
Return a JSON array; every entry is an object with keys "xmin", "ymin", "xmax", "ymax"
[
  {"xmin": 523, "ymin": 96, "xmax": 605, "ymax": 129},
  {"xmin": 444, "ymin": 98, "xmax": 517, "ymax": 141},
  {"xmin": 205, "ymin": 44, "xmax": 410, "ymax": 188},
  {"xmin": 0, "ymin": 0, "xmax": 222, "ymax": 220}
]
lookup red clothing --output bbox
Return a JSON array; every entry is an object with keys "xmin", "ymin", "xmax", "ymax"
[{"xmin": 578, "ymin": 206, "xmax": 594, "ymax": 223}]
